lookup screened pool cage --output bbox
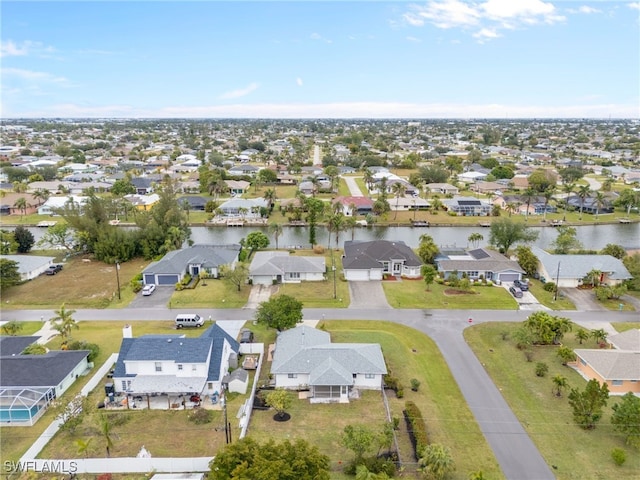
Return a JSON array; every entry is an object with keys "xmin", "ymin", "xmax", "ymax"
[{"xmin": 0, "ymin": 387, "xmax": 55, "ymax": 426}]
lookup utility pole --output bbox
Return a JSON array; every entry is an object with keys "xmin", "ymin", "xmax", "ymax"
[
  {"xmin": 115, "ymin": 261, "xmax": 121, "ymax": 300},
  {"xmin": 554, "ymin": 261, "xmax": 560, "ymax": 301},
  {"xmin": 332, "ymin": 250, "xmax": 337, "ymax": 299}
]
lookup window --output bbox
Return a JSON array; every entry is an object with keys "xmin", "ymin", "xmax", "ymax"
[
  {"xmin": 612, "ymin": 380, "xmax": 623, "ymax": 386},
  {"xmin": 155, "ymin": 362, "xmax": 162, "ymax": 372},
  {"xmin": 289, "ymin": 272, "xmax": 300, "ymax": 279},
  {"xmin": 288, "ymin": 373, "xmax": 297, "ymax": 379},
  {"xmin": 121, "ymin": 381, "xmax": 127, "ymax": 390},
  {"xmin": 177, "ymin": 364, "xmax": 183, "ymax": 371},
  {"xmin": 208, "ymin": 383, "xmax": 213, "ymax": 389},
  {"xmin": 365, "ymin": 374, "xmax": 375, "ymax": 379}
]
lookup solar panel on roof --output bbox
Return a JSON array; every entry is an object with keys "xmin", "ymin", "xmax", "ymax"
[{"xmin": 469, "ymin": 249, "xmax": 490, "ymax": 259}]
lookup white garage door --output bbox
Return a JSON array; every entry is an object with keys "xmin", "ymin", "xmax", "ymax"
[
  {"xmin": 499, "ymin": 273, "xmax": 520, "ymax": 282},
  {"xmin": 345, "ymin": 269, "xmax": 370, "ymax": 281}
]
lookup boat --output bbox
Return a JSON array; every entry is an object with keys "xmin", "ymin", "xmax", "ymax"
[
  {"xmin": 410, "ymin": 220, "xmax": 429, "ymax": 227},
  {"xmin": 36, "ymin": 221, "xmax": 57, "ymax": 227}
]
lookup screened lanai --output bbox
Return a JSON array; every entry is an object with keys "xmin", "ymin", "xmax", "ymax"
[{"xmin": 0, "ymin": 386, "xmax": 55, "ymax": 426}]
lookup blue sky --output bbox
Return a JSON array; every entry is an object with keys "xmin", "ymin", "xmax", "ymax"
[{"xmin": 1, "ymin": 1, "xmax": 639, "ymax": 118}]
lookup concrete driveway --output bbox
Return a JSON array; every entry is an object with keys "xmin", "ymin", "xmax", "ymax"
[
  {"xmin": 559, "ymin": 287, "xmax": 608, "ymax": 311},
  {"xmin": 127, "ymin": 286, "xmax": 174, "ymax": 309},
  {"xmin": 348, "ymin": 281, "xmax": 391, "ymax": 309},
  {"xmin": 343, "ymin": 176, "xmax": 364, "ymax": 197},
  {"xmin": 501, "ymin": 282, "xmax": 549, "ymax": 311},
  {"xmin": 243, "ymin": 284, "xmax": 276, "ymax": 309}
]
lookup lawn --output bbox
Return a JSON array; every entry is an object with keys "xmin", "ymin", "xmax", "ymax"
[
  {"xmin": 464, "ymin": 322, "xmax": 640, "ymax": 480},
  {"xmin": 248, "ymin": 321, "xmax": 503, "ymax": 479},
  {"xmin": 382, "ymin": 279, "xmax": 518, "ymax": 309},
  {"xmin": 170, "ymin": 276, "xmax": 250, "ymax": 308},
  {"xmin": 528, "ymin": 280, "xmax": 576, "ymax": 310},
  {"xmin": 1, "ymin": 255, "xmax": 151, "ymax": 310},
  {"xmin": 611, "ymin": 322, "xmax": 640, "ymax": 332}
]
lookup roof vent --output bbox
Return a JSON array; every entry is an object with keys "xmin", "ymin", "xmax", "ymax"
[{"xmin": 167, "ymin": 338, "xmax": 172, "ymax": 343}]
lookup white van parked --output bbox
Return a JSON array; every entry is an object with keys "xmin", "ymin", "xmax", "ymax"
[{"xmin": 175, "ymin": 314, "xmax": 204, "ymax": 329}]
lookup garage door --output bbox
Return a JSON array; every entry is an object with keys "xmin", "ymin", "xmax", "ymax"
[
  {"xmin": 157, "ymin": 275, "xmax": 179, "ymax": 285},
  {"xmin": 143, "ymin": 274, "xmax": 156, "ymax": 285},
  {"xmin": 499, "ymin": 273, "xmax": 520, "ymax": 282},
  {"xmin": 345, "ymin": 269, "xmax": 370, "ymax": 281}
]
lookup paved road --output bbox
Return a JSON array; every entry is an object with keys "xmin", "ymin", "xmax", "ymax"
[{"xmin": 7, "ymin": 306, "xmax": 638, "ymax": 479}]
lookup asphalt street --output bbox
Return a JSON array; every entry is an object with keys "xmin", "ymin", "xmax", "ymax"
[{"xmin": 4, "ymin": 306, "xmax": 638, "ymax": 479}]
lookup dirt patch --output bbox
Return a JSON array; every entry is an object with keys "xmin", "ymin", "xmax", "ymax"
[{"xmin": 443, "ymin": 289, "xmax": 476, "ymax": 296}]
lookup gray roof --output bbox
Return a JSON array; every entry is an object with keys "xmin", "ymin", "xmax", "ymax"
[
  {"xmin": 342, "ymin": 240, "xmax": 422, "ymax": 270},
  {"xmin": 436, "ymin": 248, "xmax": 524, "ymax": 274},
  {"xmin": 531, "ymin": 246, "xmax": 632, "ymax": 280},
  {"xmin": 0, "ymin": 255, "xmax": 55, "ymax": 275},
  {"xmin": 223, "ymin": 368, "xmax": 248, "ymax": 384},
  {"xmin": 0, "ymin": 336, "xmax": 40, "ymax": 356},
  {"xmin": 608, "ymin": 329, "xmax": 640, "ymax": 352},
  {"xmin": 249, "ymin": 251, "xmax": 325, "ymax": 276},
  {"xmin": 0, "ymin": 350, "xmax": 89, "ymax": 388},
  {"xmin": 271, "ymin": 326, "xmax": 387, "ymax": 384},
  {"xmin": 143, "ymin": 244, "xmax": 240, "ymax": 276},
  {"xmin": 124, "ymin": 337, "xmax": 213, "ymax": 363},
  {"xmin": 575, "ymin": 350, "xmax": 640, "ymax": 380}
]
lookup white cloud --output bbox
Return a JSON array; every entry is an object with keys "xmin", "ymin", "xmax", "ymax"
[
  {"xmin": 404, "ymin": 0, "xmax": 565, "ymax": 42},
  {"xmin": 578, "ymin": 6, "xmax": 601, "ymax": 14},
  {"xmin": 0, "ymin": 40, "xmax": 56, "ymax": 58},
  {"xmin": 406, "ymin": 36, "xmax": 422, "ymax": 42},
  {"xmin": 8, "ymin": 101, "xmax": 637, "ymax": 119},
  {"xmin": 2, "ymin": 67, "xmax": 69, "ymax": 84},
  {"xmin": 218, "ymin": 82, "xmax": 259, "ymax": 100},
  {"xmin": 310, "ymin": 32, "xmax": 332, "ymax": 43},
  {"xmin": 628, "ymin": 2, "xmax": 640, "ymax": 9},
  {"xmin": 296, "ymin": 77, "xmax": 303, "ymax": 86}
]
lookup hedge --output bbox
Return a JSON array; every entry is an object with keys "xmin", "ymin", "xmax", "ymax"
[{"xmin": 403, "ymin": 401, "xmax": 429, "ymax": 459}]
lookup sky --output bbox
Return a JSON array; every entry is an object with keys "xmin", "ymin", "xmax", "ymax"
[{"xmin": 1, "ymin": 0, "xmax": 639, "ymax": 119}]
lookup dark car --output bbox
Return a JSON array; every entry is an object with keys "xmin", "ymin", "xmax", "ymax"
[
  {"xmin": 513, "ymin": 279, "xmax": 529, "ymax": 291},
  {"xmin": 45, "ymin": 264, "xmax": 63, "ymax": 275},
  {"xmin": 239, "ymin": 329, "xmax": 254, "ymax": 343},
  {"xmin": 509, "ymin": 286, "xmax": 523, "ymax": 298}
]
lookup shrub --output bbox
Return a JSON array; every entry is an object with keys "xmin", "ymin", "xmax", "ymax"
[
  {"xmin": 611, "ymin": 447, "xmax": 626, "ymax": 466},
  {"xmin": 543, "ymin": 281, "xmax": 557, "ymax": 292},
  {"xmin": 395, "ymin": 387, "xmax": 404, "ymax": 398},
  {"xmin": 67, "ymin": 340, "xmax": 100, "ymax": 362},
  {"xmin": 313, "ymin": 245, "xmax": 325, "ymax": 254},
  {"xmin": 410, "ymin": 379, "xmax": 421, "ymax": 392},
  {"xmin": 188, "ymin": 408, "xmax": 213, "ymax": 425},
  {"xmin": 404, "ymin": 401, "xmax": 429, "ymax": 456},
  {"xmin": 535, "ymin": 362, "xmax": 549, "ymax": 377}
]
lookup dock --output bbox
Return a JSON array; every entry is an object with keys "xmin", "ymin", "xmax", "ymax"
[
  {"xmin": 36, "ymin": 221, "xmax": 57, "ymax": 227},
  {"xmin": 618, "ymin": 218, "xmax": 631, "ymax": 224},
  {"xmin": 410, "ymin": 220, "xmax": 430, "ymax": 227}
]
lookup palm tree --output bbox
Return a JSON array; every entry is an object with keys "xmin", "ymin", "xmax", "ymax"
[
  {"xmin": 267, "ymin": 222, "xmax": 283, "ymax": 250},
  {"xmin": 348, "ymin": 202, "xmax": 358, "ymax": 218},
  {"xmin": 13, "ymin": 197, "xmax": 28, "ymax": 219},
  {"xmin": 263, "ymin": 188, "xmax": 277, "ymax": 211},
  {"xmin": 51, "ymin": 304, "xmax": 78, "ymax": 340},
  {"xmin": 522, "ymin": 187, "xmax": 536, "ymax": 222},
  {"xmin": 363, "ymin": 168, "xmax": 374, "ymax": 194},
  {"xmin": 575, "ymin": 328, "xmax": 589, "ymax": 345},
  {"xmin": 75, "ymin": 438, "xmax": 93, "ymax": 458},
  {"xmin": 577, "ymin": 184, "xmax": 591, "ymax": 220},
  {"xmin": 328, "ymin": 212, "xmax": 346, "ymax": 248},
  {"xmin": 552, "ymin": 375, "xmax": 568, "ymax": 397},
  {"xmin": 32, "ymin": 188, "xmax": 50, "ymax": 204},
  {"xmin": 391, "ymin": 182, "xmax": 404, "ymax": 220},
  {"xmin": 591, "ymin": 328, "xmax": 608, "ymax": 346},
  {"xmin": 419, "ymin": 443, "xmax": 455, "ymax": 480},
  {"xmin": 593, "ymin": 191, "xmax": 606, "ymax": 221},
  {"xmin": 468, "ymin": 232, "xmax": 484, "ymax": 249},
  {"xmin": 562, "ymin": 183, "xmax": 575, "ymax": 221},
  {"xmin": 98, "ymin": 414, "xmax": 114, "ymax": 458},
  {"xmin": 542, "ymin": 186, "xmax": 555, "ymax": 223}
]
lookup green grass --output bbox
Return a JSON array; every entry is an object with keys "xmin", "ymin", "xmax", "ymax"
[
  {"xmin": 170, "ymin": 277, "xmax": 250, "ymax": 308},
  {"xmin": 611, "ymin": 322, "xmax": 640, "ymax": 332},
  {"xmin": 464, "ymin": 322, "xmax": 640, "ymax": 480},
  {"xmin": 598, "ymin": 296, "xmax": 637, "ymax": 311},
  {"xmin": 528, "ymin": 280, "xmax": 576, "ymax": 310},
  {"xmin": 249, "ymin": 321, "xmax": 503, "ymax": 479},
  {"xmin": 382, "ymin": 279, "xmax": 518, "ymax": 309}
]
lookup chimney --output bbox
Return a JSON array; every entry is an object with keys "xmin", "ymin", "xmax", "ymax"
[{"xmin": 123, "ymin": 324, "xmax": 132, "ymax": 338}]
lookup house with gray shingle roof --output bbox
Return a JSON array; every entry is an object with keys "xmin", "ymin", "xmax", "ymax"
[
  {"xmin": 0, "ymin": 336, "xmax": 90, "ymax": 425},
  {"xmin": 249, "ymin": 251, "xmax": 325, "ymax": 285},
  {"xmin": 270, "ymin": 325, "xmax": 387, "ymax": 403},
  {"xmin": 532, "ymin": 246, "xmax": 631, "ymax": 288},
  {"xmin": 342, "ymin": 240, "xmax": 422, "ymax": 281},
  {"xmin": 572, "ymin": 329, "xmax": 640, "ymax": 395},
  {"xmin": 435, "ymin": 247, "xmax": 525, "ymax": 283},
  {"xmin": 113, "ymin": 323, "xmax": 239, "ymax": 406},
  {"xmin": 142, "ymin": 244, "xmax": 240, "ymax": 286}
]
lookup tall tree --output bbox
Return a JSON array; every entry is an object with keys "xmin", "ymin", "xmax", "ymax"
[
  {"xmin": 304, "ymin": 197, "xmax": 325, "ymax": 248},
  {"xmin": 611, "ymin": 392, "xmax": 640, "ymax": 447},
  {"xmin": 568, "ymin": 379, "xmax": 609, "ymax": 430},
  {"xmin": 561, "ymin": 183, "xmax": 575, "ymax": 221},
  {"xmin": 267, "ymin": 222, "xmax": 283, "ymax": 250},
  {"xmin": 576, "ymin": 184, "xmax": 591, "ymax": 220},
  {"xmin": 220, "ymin": 264, "xmax": 248, "ymax": 292},
  {"xmin": 13, "ymin": 225, "xmax": 35, "ymax": 253},
  {"xmin": 421, "ymin": 264, "xmax": 437, "ymax": 291},
  {"xmin": 245, "ymin": 231, "xmax": 270, "ymax": 253},
  {"xmin": 489, "ymin": 218, "xmax": 539, "ymax": 254},
  {"xmin": 391, "ymin": 182, "xmax": 404, "ymax": 220},
  {"xmin": 51, "ymin": 303, "xmax": 78, "ymax": 340},
  {"xmin": 417, "ymin": 234, "xmax": 439, "ymax": 265},
  {"xmin": 13, "ymin": 197, "xmax": 28, "ymax": 219},
  {"xmin": 0, "ymin": 258, "xmax": 20, "ymax": 290},
  {"xmin": 551, "ymin": 225, "xmax": 583, "ymax": 254},
  {"xmin": 521, "ymin": 187, "xmax": 536, "ymax": 222},
  {"xmin": 468, "ymin": 232, "xmax": 484, "ymax": 249},
  {"xmin": 341, "ymin": 424, "xmax": 375, "ymax": 463},
  {"xmin": 593, "ymin": 191, "xmax": 606, "ymax": 220},
  {"xmin": 515, "ymin": 245, "xmax": 538, "ymax": 277},
  {"xmin": 255, "ymin": 294, "xmax": 303, "ymax": 331}
]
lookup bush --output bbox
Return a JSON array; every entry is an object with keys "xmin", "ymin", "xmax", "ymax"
[
  {"xmin": 404, "ymin": 401, "xmax": 429, "ymax": 457},
  {"xmin": 344, "ymin": 456, "xmax": 397, "ymax": 477},
  {"xmin": 188, "ymin": 408, "xmax": 213, "ymax": 425},
  {"xmin": 67, "ymin": 340, "xmax": 100, "ymax": 362},
  {"xmin": 611, "ymin": 447, "xmax": 626, "ymax": 466},
  {"xmin": 313, "ymin": 245, "xmax": 325, "ymax": 254},
  {"xmin": 535, "ymin": 362, "xmax": 549, "ymax": 377},
  {"xmin": 543, "ymin": 281, "xmax": 557, "ymax": 292},
  {"xmin": 410, "ymin": 378, "xmax": 421, "ymax": 392}
]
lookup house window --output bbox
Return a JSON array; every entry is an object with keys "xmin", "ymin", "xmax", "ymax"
[
  {"xmin": 365, "ymin": 374, "xmax": 375, "ymax": 379},
  {"xmin": 155, "ymin": 362, "xmax": 162, "ymax": 372},
  {"xmin": 381, "ymin": 261, "xmax": 390, "ymax": 273},
  {"xmin": 121, "ymin": 381, "xmax": 127, "ymax": 391},
  {"xmin": 177, "ymin": 364, "xmax": 183, "ymax": 371},
  {"xmin": 612, "ymin": 380, "xmax": 623, "ymax": 386},
  {"xmin": 288, "ymin": 374, "xmax": 297, "ymax": 379},
  {"xmin": 208, "ymin": 383, "xmax": 213, "ymax": 389},
  {"xmin": 289, "ymin": 272, "xmax": 300, "ymax": 279}
]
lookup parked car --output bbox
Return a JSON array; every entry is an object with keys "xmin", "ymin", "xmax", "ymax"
[
  {"xmin": 513, "ymin": 279, "xmax": 529, "ymax": 291},
  {"xmin": 509, "ymin": 286, "xmax": 523, "ymax": 298},
  {"xmin": 45, "ymin": 264, "xmax": 63, "ymax": 275},
  {"xmin": 142, "ymin": 284, "xmax": 156, "ymax": 296},
  {"xmin": 239, "ymin": 328, "xmax": 254, "ymax": 343}
]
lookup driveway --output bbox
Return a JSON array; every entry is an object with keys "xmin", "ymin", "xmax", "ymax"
[
  {"xmin": 559, "ymin": 287, "xmax": 607, "ymax": 311},
  {"xmin": 501, "ymin": 282, "xmax": 549, "ymax": 311},
  {"xmin": 243, "ymin": 284, "xmax": 276, "ymax": 309},
  {"xmin": 348, "ymin": 281, "xmax": 391, "ymax": 309},
  {"xmin": 343, "ymin": 176, "xmax": 364, "ymax": 197},
  {"xmin": 127, "ymin": 286, "xmax": 174, "ymax": 308}
]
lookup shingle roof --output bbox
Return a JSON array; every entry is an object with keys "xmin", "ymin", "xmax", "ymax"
[
  {"xmin": 0, "ymin": 350, "xmax": 89, "ymax": 388},
  {"xmin": 608, "ymin": 329, "xmax": 640, "ymax": 352},
  {"xmin": 249, "ymin": 251, "xmax": 325, "ymax": 276},
  {"xmin": 342, "ymin": 240, "xmax": 422, "ymax": 270},
  {"xmin": 0, "ymin": 336, "xmax": 40, "ymax": 356},
  {"xmin": 531, "ymin": 246, "xmax": 632, "ymax": 280},
  {"xmin": 143, "ymin": 244, "xmax": 240, "ymax": 276},
  {"xmin": 575, "ymin": 350, "xmax": 640, "ymax": 380}
]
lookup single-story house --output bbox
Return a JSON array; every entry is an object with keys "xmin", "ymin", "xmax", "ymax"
[
  {"xmin": 178, "ymin": 196, "xmax": 208, "ymax": 211},
  {"xmin": 331, "ymin": 196, "xmax": 374, "ymax": 216},
  {"xmin": 37, "ymin": 196, "xmax": 88, "ymax": 216},
  {"xmin": 113, "ymin": 323, "xmax": 239, "ymax": 406},
  {"xmin": 270, "ymin": 325, "xmax": 387, "ymax": 403},
  {"xmin": 131, "ymin": 177, "xmax": 155, "ymax": 195},
  {"xmin": 572, "ymin": 329, "xmax": 640, "ymax": 395},
  {"xmin": 342, "ymin": 239, "xmax": 422, "ymax": 281},
  {"xmin": 457, "ymin": 171, "xmax": 487, "ymax": 183},
  {"xmin": 472, "ymin": 181, "xmax": 504, "ymax": 195},
  {"xmin": 142, "ymin": 244, "xmax": 240, "ymax": 285},
  {"xmin": 217, "ymin": 198, "xmax": 268, "ymax": 218},
  {"xmin": 0, "ymin": 255, "xmax": 56, "ymax": 281},
  {"xmin": 0, "ymin": 193, "xmax": 44, "ymax": 216},
  {"xmin": 248, "ymin": 251, "xmax": 325, "ymax": 285},
  {"xmin": 566, "ymin": 195, "xmax": 614, "ymax": 214},
  {"xmin": 228, "ymin": 164, "xmax": 260, "ymax": 177},
  {"xmin": 443, "ymin": 198, "xmax": 492, "ymax": 216},
  {"xmin": 425, "ymin": 183, "xmax": 459, "ymax": 196},
  {"xmin": 124, "ymin": 193, "xmax": 160, "ymax": 211},
  {"xmin": 435, "ymin": 247, "xmax": 525, "ymax": 283},
  {"xmin": 224, "ymin": 180, "xmax": 250, "ymax": 196},
  {"xmin": 389, "ymin": 195, "xmax": 430, "ymax": 211},
  {"xmin": 531, "ymin": 246, "xmax": 632, "ymax": 288},
  {"xmin": 0, "ymin": 336, "xmax": 90, "ymax": 425}
]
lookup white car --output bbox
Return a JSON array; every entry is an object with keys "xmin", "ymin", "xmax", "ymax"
[{"xmin": 142, "ymin": 284, "xmax": 156, "ymax": 296}]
